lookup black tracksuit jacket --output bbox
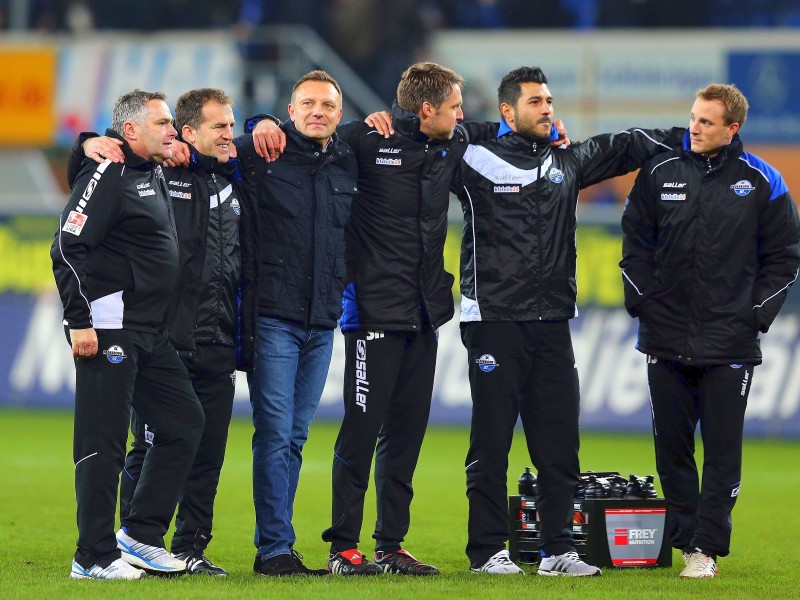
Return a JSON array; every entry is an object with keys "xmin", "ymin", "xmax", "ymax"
[
  {"xmin": 66, "ymin": 135, "xmax": 259, "ymax": 370},
  {"xmin": 621, "ymin": 131, "xmax": 800, "ymax": 365},
  {"xmin": 54, "ymin": 131, "xmax": 178, "ymax": 332},
  {"xmin": 337, "ymin": 106, "xmax": 497, "ymax": 332},
  {"xmin": 455, "ymin": 123, "xmax": 685, "ymax": 322}
]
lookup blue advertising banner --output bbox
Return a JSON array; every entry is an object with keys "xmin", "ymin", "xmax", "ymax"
[
  {"xmin": 728, "ymin": 51, "xmax": 800, "ymax": 144},
  {"xmin": 5, "ymin": 292, "xmax": 800, "ymax": 438}
]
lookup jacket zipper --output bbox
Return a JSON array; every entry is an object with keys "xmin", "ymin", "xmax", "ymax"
[{"xmin": 211, "ymin": 172, "xmax": 224, "ymax": 342}]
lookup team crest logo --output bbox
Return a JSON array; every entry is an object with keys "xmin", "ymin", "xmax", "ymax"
[
  {"xmin": 103, "ymin": 345, "xmax": 127, "ymax": 364},
  {"xmin": 476, "ymin": 354, "xmax": 499, "ymax": 373},
  {"xmin": 231, "ymin": 198, "xmax": 241, "ymax": 215},
  {"xmin": 548, "ymin": 167, "xmax": 564, "ymax": 184},
  {"xmin": 731, "ymin": 180, "xmax": 755, "ymax": 196}
]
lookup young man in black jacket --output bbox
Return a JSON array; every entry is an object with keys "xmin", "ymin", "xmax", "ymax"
[
  {"xmin": 453, "ymin": 66, "xmax": 684, "ymax": 576},
  {"xmin": 236, "ymin": 70, "xmax": 358, "ymax": 577},
  {"xmin": 70, "ymin": 88, "xmax": 259, "ymax": 576},
  {"xmin": 620, "ymin": 84, "xmax": 800, "ymax": 579},
  {"xmin": 53, "ymin": 89, "xmax": 205, "ymax": 580},
  {"xmin": 325, "ymin": 63, "xmax": 490, "ymax": 576}
]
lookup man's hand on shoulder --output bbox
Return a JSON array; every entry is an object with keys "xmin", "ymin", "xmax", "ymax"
[
  {"xmin": 365, "ymin": 111, "xmax": 393, "ymax": 137},
  {"xmin": 252, "ymin": 119, "xmax": 287, "ymax": 162},
  {"xmin": 83, "ymin": 136, "xmax": 124, "ymax": 164},
  {"xmin": 163, "ymin": 141, "xmax": 191, "ymax": 168}
]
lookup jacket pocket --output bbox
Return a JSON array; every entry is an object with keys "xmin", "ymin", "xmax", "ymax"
[
  {"xmin": 264, "ymin": 169, "xmax": 305, "ymax": 218},
  {"xmin": 329, "ymin": 177, "xmax": 356, "ymax": 228}
]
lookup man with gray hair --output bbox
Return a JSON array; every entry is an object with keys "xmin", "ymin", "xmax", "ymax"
[{"xmin": 52, "ymin": 89, "xmax": 205, "ymax": 580}]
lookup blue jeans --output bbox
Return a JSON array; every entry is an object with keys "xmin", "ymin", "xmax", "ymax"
[{"xmin": 249, "ymin": 317, "xmax": 333, "ymax": 559}]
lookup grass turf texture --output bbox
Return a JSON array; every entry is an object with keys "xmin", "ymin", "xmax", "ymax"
[{"xmin": 2, "ymin": 408, "xmax": 798, "ymax": 599}]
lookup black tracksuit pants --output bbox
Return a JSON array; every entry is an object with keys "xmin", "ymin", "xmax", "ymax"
[
  {"xmin": 461, "ymin": 321, "xmax": 580, "ymax": 566},
  {"xmin": 71, "ymin": 329, "xmax": 204, "ymax": 569},
  {"xmin": 119, "ymin": 344, "xmax": 235, "ymax": 555},
  {"xmin": 647, "ymin": 357, "xmax": 752, "ymax": 558},
  {"xmin": 322, "ymin": 329, "xmax": 437, "ymax": 553}
]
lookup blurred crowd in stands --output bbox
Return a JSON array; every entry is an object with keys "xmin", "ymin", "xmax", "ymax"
[{"xmin": 7, "ymin": 1, "xmax": 800, "ymax": 34}]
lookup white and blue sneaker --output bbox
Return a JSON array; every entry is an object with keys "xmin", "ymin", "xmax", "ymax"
[
  {"xmin": 70, "ymin": 558, "xmax": 146, "ymax": 580},
  {"xmin": 116, "ymin": 528, "xmax": 186, "ymax": 575}
]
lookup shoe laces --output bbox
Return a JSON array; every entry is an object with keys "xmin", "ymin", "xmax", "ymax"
[
  {"xmin": 686, "ymin": 551, "xmax": 715, "ymax": 570},
  {"xmin": 560, "ymin": 551, "xmax": 581, "ymax": 562},
  {"xmin": 491, "ymin": 551, "xmax": 516, "ymax": 566}
]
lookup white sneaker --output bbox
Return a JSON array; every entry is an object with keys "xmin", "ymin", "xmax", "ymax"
[
  {"xmin": 470, "ymin": 549, "xmax": 525, "ymax": 574},
  {"xmin": 537, "ymin": 551, "xmax": 601, "ymax": 577},
  {"xmin": 70, "ymin": 558, "xmax": 146, "ymax": 580},
  {"xmin": 116, "ymin": 528, "xmax": 186, "ymax": 574},
  {"xmin": 679, "ymin": 550, "xmax": 717, "ymax": 578}
]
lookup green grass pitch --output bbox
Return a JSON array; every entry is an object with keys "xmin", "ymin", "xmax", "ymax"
[{"xmin": 2, "ymin": 408, "xmax": 798, "ymax": 599}]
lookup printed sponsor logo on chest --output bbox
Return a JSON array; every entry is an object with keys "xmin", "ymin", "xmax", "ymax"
[
  {"xmin": 494, "ymin": 184, "xmax": 520, "ymax": 193},
  {"xmin": 376, "ymin": 156, "xmax": 402, "ymax": 166},
  {"xmin": 661, "ymin": 181, "xmax": 687, "ymax": 200},
  {"xmin": 137, "ymin": 182, "xmax": 155, "ymax": 197}
]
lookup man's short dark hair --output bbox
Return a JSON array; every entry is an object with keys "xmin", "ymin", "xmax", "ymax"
[
  {"xmin": 498, "ymin": 67, "xmax": 548, "ymax": 108},
  {"xmin": 111, "ymin": 89, "xmax": 167, "ymax": 134},
  {"xmin": 291, "ymin": 70, "xmax": 343, "ymax": 104},
  {"xmin": 396, "ymin": 62, "xmax": 464, "ymax": 113},
  {"xmin": 174, "ymin": 88, "xmax": 233, "ymax": 131}
]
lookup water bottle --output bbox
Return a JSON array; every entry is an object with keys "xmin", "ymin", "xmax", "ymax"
[{"xmin": 518, "ymin": 467, "xmax": 537, "ymax": 496}]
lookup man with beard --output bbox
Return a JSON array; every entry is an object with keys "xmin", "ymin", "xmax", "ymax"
[{"xmin": 453, "ymin": 66, "xmax": 683, "ymax": 575}]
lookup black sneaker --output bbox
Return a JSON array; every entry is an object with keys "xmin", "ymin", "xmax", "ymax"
[
  {"xmin": 374, "ymin": 549, "xmax": 440, "ymax": 576},
  {"xmin": 254, "ymin": 552, "xmax": 327, "ymax": 577},
  {"xmin": 290, "ymin": 550, "xmax": 329, "ymax": 576},
  {"xmin": 173, "ymin": 551, "xmax": 227, "ymax": 576},
  {"xmin": 327, "ymin": 549, "xmax": 382, "ymax": 576}
]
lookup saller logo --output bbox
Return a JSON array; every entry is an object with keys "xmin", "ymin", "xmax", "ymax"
[{"xmin": 355, "ymin": 339, "xmax": 369, "ymax": 412}]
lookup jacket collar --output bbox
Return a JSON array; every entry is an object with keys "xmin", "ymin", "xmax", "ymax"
[
  {"xmin": 682, "ymin": 130, "xmax": 744, "ymax": 167},
  {"xmin": 283, "ymin": 119, "xmax": 340, "ymax": 153},
  {"xmin": 178, "ymin": 136, "xmax": 241, "ymax": 180}
]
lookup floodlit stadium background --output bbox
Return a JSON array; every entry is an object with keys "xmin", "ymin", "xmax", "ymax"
[{"xmin": 3, "ymin": 1, "xmax": 800, "ymax": 436}]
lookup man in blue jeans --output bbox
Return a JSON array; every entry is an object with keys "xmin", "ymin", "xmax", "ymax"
[{"xmin": 234, "ymin": 70, "xmax": 358, "ymax": 576}]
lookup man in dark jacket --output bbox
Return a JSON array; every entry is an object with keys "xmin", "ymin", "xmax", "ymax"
[
  {"xmin": 620, "ymin": 83, "xmax": 800, "ymax": 579},
  {"xmin": 52, "ymin": 89, "xmax": 204, "ymax": 580},
  {"xmin": 71, "ymin": 88, "xmax": 259, "ymax": 576},
  {"xmin": 237, "ymin": 70, "xmax": 358, "ymax": 577},
  {"xmin": 454, "ymin": 66, "xmax": 684, "ymax": 576},
  {"xmin": 323, "ymin": 63, "xmax": 491, "ymax": 576}
]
